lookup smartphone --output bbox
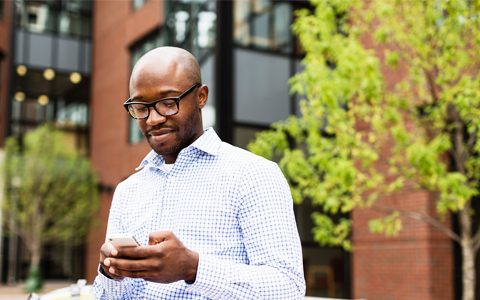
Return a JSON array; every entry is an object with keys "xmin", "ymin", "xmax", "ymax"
[{"xmin": 107, "ymin": 234, "xmax": 141, "ymax": 247}]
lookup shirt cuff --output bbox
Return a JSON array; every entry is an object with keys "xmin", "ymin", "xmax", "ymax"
[
  {"xmin": 95, "ymin": 265, "xmax": 127, "ymax": 296},
  {"xmin": 184, "ymin": 254, "xmax": 259, "ymax": 299}
]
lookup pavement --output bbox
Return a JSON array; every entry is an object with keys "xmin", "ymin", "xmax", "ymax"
[
  {"xmin": 0, "ymin": 280, "xmax": 75, "ymax": 300},
  {"xmin": 0, "ymin": 281, "xmax": 362, "ymax": 300}
]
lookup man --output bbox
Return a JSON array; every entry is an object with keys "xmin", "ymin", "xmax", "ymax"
[{"xmin": 94, "ymin": 47, "xmax": 306, "ymax": 299}]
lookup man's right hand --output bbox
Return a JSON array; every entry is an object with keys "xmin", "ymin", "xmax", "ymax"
[{"xmin": 100, "ymin": 242, "xmax": 126, "ymax": 280}]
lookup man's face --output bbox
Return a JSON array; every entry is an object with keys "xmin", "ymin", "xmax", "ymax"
[{"xmin": 129, "ymin": 61, "xmax": 207, "ymax": 163}]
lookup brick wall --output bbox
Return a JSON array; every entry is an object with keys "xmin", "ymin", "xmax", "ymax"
[
  {"xmin": 351, "ymin": 191, "xmax": 454, "ymax": 300},
  {"xmin": 350, "ymin": 31, "xmax": 455, "ymax": 300},
  {"xmin": 85, "ymin": 0, "xmax": 163, "ymax": 283},
  {"xmin": 0, "ymin": 0, "xmax": 11, "ymax": 147}
]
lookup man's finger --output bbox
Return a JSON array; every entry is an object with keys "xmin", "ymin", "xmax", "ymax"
[
  {"xmin": 100, "ymin": 242, "xmax": 116, "ymax": 258},
  {"xmin": 108, "ymin": 257, "xmax": 158, "ymax": 272},
  {"xmin": 109, "ymin": 267, "xmax": 150, "ymax": 279},
  {"xmin": 115, "ymin": 245, "xmax": 155, "ymax": 259},
  {"xmin": 148, "ymin": 231, "xmax": 172, "ymax": 245}
]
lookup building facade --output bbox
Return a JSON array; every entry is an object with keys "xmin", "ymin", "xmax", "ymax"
[
  {"xmin": 0, "ymin": 0, "xmax": 92, "ymax": 283},
  {"xmin": 0, "ymin": 1, "xmax": 470, "ymax": 299}
]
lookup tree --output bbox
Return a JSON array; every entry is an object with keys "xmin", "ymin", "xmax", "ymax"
[
  {"xmin": 247, "ymin": 1, "xmax": 480, "ymax": 299},
  {"xmin": 1, "ymin": 124, "xmax": 99, "ymax": 291}
]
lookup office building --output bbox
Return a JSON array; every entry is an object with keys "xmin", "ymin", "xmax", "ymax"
[{"xmin": 0, "ymin": 1, "xmax": 465, "ymax": 299}]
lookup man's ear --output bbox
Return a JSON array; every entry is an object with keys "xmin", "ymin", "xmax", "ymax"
[{"xmin": 197, "ymin": 85, "xmax": 209, "ymax": 109}]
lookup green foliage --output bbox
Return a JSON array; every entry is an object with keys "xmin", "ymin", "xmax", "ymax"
[
  {"xmin": 248, "ymin": 0, "xmax": 480, "ymax": 250},
  {"xmin": 1, "ymin": 124, "xmax": 99, "ymax": 252},
  {"xmin": 369, "ymin": 211, "xmax": 402, "ymax": 237},
  {"xmin": 312, "ymin": 212, "xmax": 353, "ymax": 250}
]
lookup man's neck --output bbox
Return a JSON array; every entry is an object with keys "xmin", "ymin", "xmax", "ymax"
[{"xmin": 162, "ymin": 129, "xmax": 205, "ymax": 164}]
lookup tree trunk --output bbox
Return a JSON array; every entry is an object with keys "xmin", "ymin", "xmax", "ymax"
[
  {"xmin": 460, "ymin": 206, "xmax": 476, "ymax": 300},
  {"xmin": 30, "ymin": 200, "xmax": 42, "ymax": 269},
  {"xmin": 31, "ymin": 240, "xmax": 40, "ymax": 269}
]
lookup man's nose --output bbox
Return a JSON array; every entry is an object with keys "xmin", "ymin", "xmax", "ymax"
[{"xmin": 146, "ymin": 107, "xmax": 166, "ymax": 126}]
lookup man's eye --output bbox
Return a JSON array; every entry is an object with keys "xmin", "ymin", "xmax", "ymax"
[{"xmin": 160, "ymin": 101, "xmax": 175, "ymax": 108}]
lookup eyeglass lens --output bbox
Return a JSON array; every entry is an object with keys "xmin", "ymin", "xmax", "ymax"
[{"xmin": 128, "ymin": 99, "xmax": 178, "ymax": 118}]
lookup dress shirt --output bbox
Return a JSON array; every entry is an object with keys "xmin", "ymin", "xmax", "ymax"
[{"xmin": 94, "ymin": 128, "xmax": 306, "ymax": 299}]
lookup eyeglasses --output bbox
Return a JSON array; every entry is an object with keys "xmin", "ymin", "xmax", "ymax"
[{"xmin": 123, "ymin": 83, "xmax": 201, "ymax": 119}]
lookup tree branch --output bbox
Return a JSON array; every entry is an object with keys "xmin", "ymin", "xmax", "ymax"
[
  {"xmin": 448, "ymin": 105, "xmax": 466, "ymax": 175},
  {"xmin": 463, "ymin": 127, "xmax": 477, "ymax": 163},
  {"xmin": 370, "ymin": 204, "xmax": 462, "ymax": 244},
  {"xmin": 424, "ymin": 68, "xmax": 439, "ymax": 102},
  {"xmin": 5, "ymin": 219, "xmax": 32, "ymax": 253}
]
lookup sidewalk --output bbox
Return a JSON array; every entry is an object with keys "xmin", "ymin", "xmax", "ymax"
[{"xmin": 0, "ymin": 280, "xmax": 75, "ymax": 300}]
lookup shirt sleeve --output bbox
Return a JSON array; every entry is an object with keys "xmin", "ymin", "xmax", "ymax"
[
  {"xmin": 94, "ymin": 265, "xmax": 148, "ymax": 300},
  {"xmin": 93, "ymin": 182, "xmax": 147, "ymax": 300},
  {"xmin": 184, "ymin": 160, "xmax": 306, "ymax": 299}
]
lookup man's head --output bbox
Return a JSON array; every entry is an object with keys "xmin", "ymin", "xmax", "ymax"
[{"xmin": 129, "ymin": 47, "xmax": 209, "ymax": 163}]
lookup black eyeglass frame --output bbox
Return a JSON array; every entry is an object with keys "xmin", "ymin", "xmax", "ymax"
[{"xmin": 123, "ymin": 83, "xmax": 201, "ymax": 119}]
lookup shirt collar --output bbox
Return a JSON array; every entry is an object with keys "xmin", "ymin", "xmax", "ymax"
[{"xmin": 136, "ymin": 127, "xmax": 221, "ymax": 170}]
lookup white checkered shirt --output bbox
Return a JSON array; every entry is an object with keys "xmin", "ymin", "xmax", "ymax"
[{"xmin": 94, "ymin": 128, "xmax": 306, "ymax": 299}]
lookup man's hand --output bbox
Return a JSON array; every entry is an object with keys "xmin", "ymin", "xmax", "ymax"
[
  {"xmin": 103, "ymin": 231, "xmax": 199, "ymax": 283},
  {"xmin": 99, "ymin": 242, "xmax": 126, "ymax": 280}
]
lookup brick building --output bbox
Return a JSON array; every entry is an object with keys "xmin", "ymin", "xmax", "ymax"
[{"xmin": 0, "ymin": 1, "xmax": 471, "ymax": 299}]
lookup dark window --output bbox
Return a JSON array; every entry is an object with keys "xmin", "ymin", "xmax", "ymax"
[
  {"xmin": 11, "ymin": 67, "xmax": 90, "ymax": 153},
  {"xmin": 295, "ymin": 199, "xmax": 350, "ymax": 298},
  {"xmin": 131, "ymin": 30, "xmax": 165, "ymax": 70},
  {"xmin": 164, "ymin": 0, "xmax": 217, "ymax": 63},
  {"xmin": 234, "ymin": 0, "xmax": 292, "ymax": 54},
  {"xmin": 233, "ymin": 0, "xmax": 310, "ymax": 56},
  {"xmin": 15, "ymin": 0, "xmax": 92, "ymax": 39},
  {"xmin": 128, "ymin": 0, "xmax": 218, "ymax": 144}
]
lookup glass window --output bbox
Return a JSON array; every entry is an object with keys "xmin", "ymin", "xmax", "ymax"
[
  {"xmin": 10, "ymin": 66, "xmax": 90, "ymax": 152},
  {"xmin": 233, "ymin": 125, "xmax": 264, "ymax": 150},
  {"xmin": 18, "ymin": 2, "xmax": 57, "ymax": 33},
  {"xmin": 165, "ymin": 0, "xmax": 217, "ymax": 62},
  {"xmin": 129, "ymin": 117, "xmax": 144, "ymax": 144},
  {"xmin": 0, "ymin": 0, "xmax": 4, "ymax": 18},
  {"xmin": 131, "ymin": 31, "xmax": 165, "ymax": 70},
  {"xmin": 57, "ymin": 102, "xmax": 88, "ymax": 127},
  {"xmin": 15, "ymin": 0, "xmax": 92, "ymax": 38},
  {"xmin": 295, "ymin": 190, "xmax": 349, "ymax": 298},
  {"xmin": 233, "ymin": 48, "xmax": 291, "ymax": 125},
  {"xmin": 234, "ymin": 0, "xmax": 293, "ymax": 54},
  {"xmin": 128, "ymin": 0, "xmax": 217, "ymax": 143}
]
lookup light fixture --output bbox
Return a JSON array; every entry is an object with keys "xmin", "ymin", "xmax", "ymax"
[
  {"xmin": 38, "ymin": 95, "xmax": 49, "ymax": 106},
  {"xmin": 70, "ymin": 72, "xmax": 82, "ymax": 84},
  {"xmin": 17, "ymin": 65, "xmax": 27, "ymax": 76},
  {"xmin": 43, "ymin": 69, "xmax": 55, "ymax": 80},
  {"xmin": 14, "ymin": 92, "xmax": 26, "ymax": 102}
]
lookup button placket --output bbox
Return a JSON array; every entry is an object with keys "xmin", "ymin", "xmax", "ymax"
[{"xmin": 161, "ymin": 173, "xmax": 176, "ymax": 230}]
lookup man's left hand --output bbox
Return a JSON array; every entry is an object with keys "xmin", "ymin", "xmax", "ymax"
[{"xmin": 103, "ymin": 231, "xmax": 199, "ymax": 283}]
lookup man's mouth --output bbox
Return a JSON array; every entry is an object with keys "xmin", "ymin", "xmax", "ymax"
[{"xmin": 148, "ymin": 128, "xmax": 174, "ymax": 144}]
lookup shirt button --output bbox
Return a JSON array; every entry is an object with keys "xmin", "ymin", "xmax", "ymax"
[{"xmin": 170, "ymin": 177, "xmax": 175, "ymax": 183}]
